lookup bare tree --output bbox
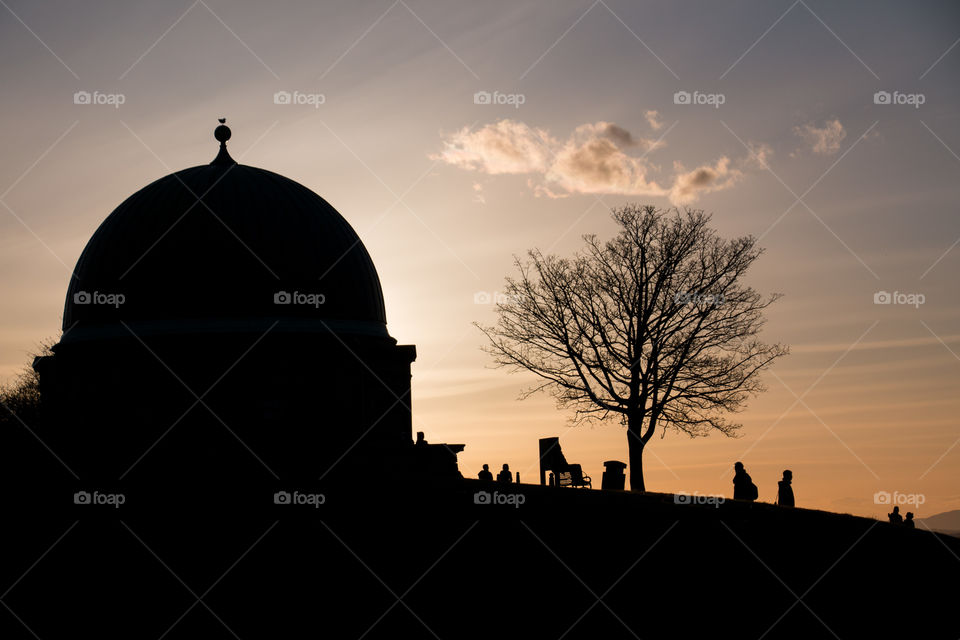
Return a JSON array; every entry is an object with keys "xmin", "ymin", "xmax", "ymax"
[
  {"xmin": 477, "ymin": 205, "xmax": 787, "ymax": 491},
  {"xmin": 0, "ymin": 340, "xmax": 55, "ymax": 432}
]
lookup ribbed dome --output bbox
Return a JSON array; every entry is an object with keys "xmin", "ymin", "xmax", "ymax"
[{"xmin": 63, "ymin": 149, "xmax": 388, "ymax": 342}]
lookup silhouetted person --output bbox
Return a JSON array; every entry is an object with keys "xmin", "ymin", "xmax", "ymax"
[
  {"xmin": 776, "ymin": 469, "xmax": 794, "ymax": 507},
  {"xmin": 478, "ymin": 464, "xmax": 493, "ymax": 482},
  {"xmin": 904, "ymin": 512, "xmax": 915, "ymax": 528},
  {"xmin": 497, "ymin": 463, "xmax": 512, "ymax": 484},
  {"xmin": 732, "ymin": 461, "xmax": 757, "ymax": 501},
  {"xmin": 888, "ymin": 505, "xmax": 903, "ymax": 524}
]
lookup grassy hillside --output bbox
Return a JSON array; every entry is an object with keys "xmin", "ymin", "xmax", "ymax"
[{"xmin": 5, "ymin": 477, "xmax": 957, "ymax": 639}]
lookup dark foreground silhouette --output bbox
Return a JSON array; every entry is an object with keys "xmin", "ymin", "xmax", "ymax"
[
  {"xmin": 776, "ymin": 469, "xmax": 795, "ymax": 507},
  {"xmin": 2, "ymin": 458, "xmax": 958, "ymax": 639},
  {"xmin": 889, "ymin": 505, "xmax": 904, "ymax": 524},
  {"xmin": 733, "ymin": 460, "xmax": 759, "ymax": 501}
]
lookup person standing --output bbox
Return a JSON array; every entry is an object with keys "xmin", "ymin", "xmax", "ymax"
[
  {"xmin": 732, "ymin": 461, "xmax": 757, "ymax": 501},
  {"xmin": 776, "ymin": 470, "xmax": 795, "ymax": 507}
]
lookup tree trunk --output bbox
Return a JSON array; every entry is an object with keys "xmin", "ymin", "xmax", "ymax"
[{"xmin": 627, "ymin": 428, "xmax": 645, "ymax": 492}]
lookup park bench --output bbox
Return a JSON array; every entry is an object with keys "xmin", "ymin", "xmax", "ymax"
[{"xmin": 539, "ymin": 437, "xmax": 592, "ymax": 488}]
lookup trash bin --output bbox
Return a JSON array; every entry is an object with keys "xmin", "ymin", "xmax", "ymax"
[{"xmin": 601, "ymin": 460, "xmax": 627, "ymax": 491}]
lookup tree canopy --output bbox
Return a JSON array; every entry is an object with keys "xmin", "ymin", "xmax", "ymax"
[{"xmin": 478, "ymin": 205, "xmax": 787, "ymax": 491}]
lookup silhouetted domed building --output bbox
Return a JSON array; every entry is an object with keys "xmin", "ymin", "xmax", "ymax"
[{"xmin": 35, "ymin": 121, "xmax": 461, "ymax": 491}]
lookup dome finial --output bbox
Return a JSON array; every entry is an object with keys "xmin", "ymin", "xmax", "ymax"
[{"xmin": 211, "ymin": 118, "xmax": 236, "ymax": 166}]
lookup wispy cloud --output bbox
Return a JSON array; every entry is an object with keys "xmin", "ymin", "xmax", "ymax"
[
  {"xmin": 644, "ymin": 110, "xmax": 664, "ymax": 131},
  {"xmin": 434, "ymin": 119, "xmax": 556, "ymax": 175},
  {"xmin": 668, "ymin": 157, "xmax": 742, "ymax": 205},
  {"xmin": 791, "ymin": 333, "xmax": 960, "ymax": 354},
  {"xmin": 472, "ymin": 182, "xmax": 485, "ymax": 204},
  {"xmin": 434, "ymin": 119, "xmax": 765, "ymax": 205},
  {"xmin": 794, "ymin": 118, "xmax": 846, "ymax": 155}
]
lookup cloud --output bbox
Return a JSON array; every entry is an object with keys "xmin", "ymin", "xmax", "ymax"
[
  {"xmin": 742, "ymin": 142, "xmax": 774, "ymax": 170},
  {"xmin": 472, "ymin": 182, "xmax": 485, "ymax": 204},
  {"xmin": 794, "ymin": 119, "xmax": 846, "ymax": 155},
  {"xmin": 434, "ymin": 119, "xmax": 764, "ymax": 205},
  {"xmin": 572, "ymin": 121, "xmax": 664, "ymax": 152},
  {"xmin": 601, "ymin": 122, "xmax": 638, "ymax": 147},
  {"xmin": 668, "ymin": 157, "xmax": 743, "ymax": 205},
  {"xmin": 670, "ymin": 156, "xmax": 744, "ymax": 204},
  {"xmin": 527, "ymin": 178, "xmax": 569, "ymax": 199},
  {"xmin": 644, "ymin": 110, "xmax": 664, "ymax": 131},
  {"xmin": 434, "ymin": 119, "xmax": 555, "ymax": 174},
  {"xmin": 547, "ymin": 122, "xmax": 666, "ymax": 196}
]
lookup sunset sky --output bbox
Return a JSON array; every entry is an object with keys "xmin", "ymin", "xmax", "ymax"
[{"xmin": 1, "ymin": 0, "xmax": 958, "ymax": 519}]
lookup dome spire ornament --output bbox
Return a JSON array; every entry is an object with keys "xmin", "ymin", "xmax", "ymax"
[{"xmin": 211, "ymin": 118, "xmax": 236, "ymax": 166}]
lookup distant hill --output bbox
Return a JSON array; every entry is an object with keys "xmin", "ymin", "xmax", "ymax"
[{"xmin": 918, "ymin": 509, "xmax": 960, "ymax": 537}]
